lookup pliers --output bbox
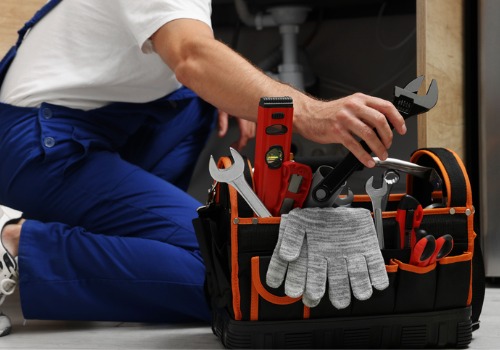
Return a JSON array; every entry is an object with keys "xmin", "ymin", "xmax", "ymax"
[
  {"xmin": 395, "ymin": 194, "xmax": 424, "ymax": 249},
  {"xmin": 311, "ymin": 76, "xmax": 438, "ymax": 204},
  {"xmin": 410, "ymin": 229, "xmax": 454, "ymax": 267}
]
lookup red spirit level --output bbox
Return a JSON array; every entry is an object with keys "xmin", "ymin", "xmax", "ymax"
[{"xmin": 253, "ymin": 97, "xmax": 294, "ymax": 216}]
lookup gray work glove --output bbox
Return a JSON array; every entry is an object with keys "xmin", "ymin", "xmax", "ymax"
[
  {"xmin": 266, "ymin": 215, "xmax": 308, "ymax": 299},
  {"xmin": 280, "ymin": 207, "xmax": 389, "ymax": 309}
]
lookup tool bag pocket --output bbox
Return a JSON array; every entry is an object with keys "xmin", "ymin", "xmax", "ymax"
[
  {"xmin": 350, "ymin": 260, "xmax": 398, "ymax": 316},
  {"xmin": 435, "ymin": 252, "xmax": 473, "ymax": 310},
  {"xmin": 392, "ymin": 259, "xmax": 437, "ymax": 313},
  {"xmin": 249, "ymin": 255, "xmax": 307, "ymax": 321}
]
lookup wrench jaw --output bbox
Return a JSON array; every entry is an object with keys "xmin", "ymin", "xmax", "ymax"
[
  {"xmin": 394, "ymin": 77, "xmax": 438, "ymax": 118},
  {"xmin": 208, "ymin": 148, "xmax": 246, "ymax": 183}
]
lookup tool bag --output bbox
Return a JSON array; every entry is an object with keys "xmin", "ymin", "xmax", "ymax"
[{"xmin": 193, "ymin": 147, "xmax": 485, "ymax": 349}]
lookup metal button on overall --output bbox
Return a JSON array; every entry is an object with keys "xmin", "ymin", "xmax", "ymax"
[
  {"xmin": 42, "ymin": 107, "xmax": 52, "ymax": 119},
  {"xmin": 44, "ymin": 137, "xmax": 56, "ymax": 148}
]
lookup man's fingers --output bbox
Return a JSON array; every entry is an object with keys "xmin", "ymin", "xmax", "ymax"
[
  {"xmin": 365, "ymin": 96, "xmax": 407, "ymax": 135},
  {"xmin": 356, "ymin": 105, "xmax": 393, "ymax": 150},
  {"xmin": 231, "ymin": 118, "xmax": 256, "ymax": 151},
  {"xmin": 339, "ymin": 131, "xmax": 377, "ymax": 168},
  {"xmin": 340, "ymin": 113, "xmax": 387, "ymax": 164},
  {"xmin": 217, "ymin": 110, "xmax": 229, "ymax": 137}
]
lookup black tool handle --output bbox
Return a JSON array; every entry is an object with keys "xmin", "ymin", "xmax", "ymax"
[
  {"xmin": 311, "ymin": 105, "xmax": 410, "ymax": 203},
  {"xmin": 311, "ymin": 141, "xmax": 370, "ymax": 202}
]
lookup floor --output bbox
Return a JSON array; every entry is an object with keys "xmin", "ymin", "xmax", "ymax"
[{"xmin": 1, "ymin": 284, "xmax": 499, "ymax": 349}]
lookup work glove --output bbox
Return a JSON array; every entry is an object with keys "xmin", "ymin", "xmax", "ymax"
[
  {"xmin": 280, "ymin": 207, "xmax": 389, "ymax": 309},
  {"xmin": 266, "ymin": 215, "xmax": 308, "ymax": 299}
]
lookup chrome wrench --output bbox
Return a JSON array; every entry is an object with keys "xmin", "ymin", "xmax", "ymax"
[
  {"xmin": 381, "ymin": 170, "xmax": 400, "ymax": 211},
  {"xmin": 373, "ymin": 157, "xmax": 442, "ymax": 191},
  {"xmin": 365, "ymin": 176, "xmax": 387, "ymax": 249},
  {"xmin": 209, "ymin": 148, "xmax": 272, "ymax": 218}
]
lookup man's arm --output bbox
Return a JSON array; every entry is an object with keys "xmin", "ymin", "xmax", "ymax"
[{"xmin": 151, "ymin": 19, "xmax": 406, "ymax": 168}]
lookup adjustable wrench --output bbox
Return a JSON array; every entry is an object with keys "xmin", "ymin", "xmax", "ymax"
[
  {"xmin": 209, "ymin": 148, "xmax": 272, "ymax": 218},
  {"xmin": 366, "ymin": 176, "xmax": 387, "ymax": 249},
  {"xmin": 310, "ymin": 76, "xmax": 438, "ymax": 204}
]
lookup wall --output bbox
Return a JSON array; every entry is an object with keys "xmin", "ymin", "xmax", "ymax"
[
  {"xmin": 0, "ymin": 0, "xmax": 46, "ymax": 55},
  {"xmin": 479, "ymin": 0, "xmax": 500, "ymax": 277},
  {"xmin": 416, "ymin": 0, "xmax": 465, "ymax": 157}
]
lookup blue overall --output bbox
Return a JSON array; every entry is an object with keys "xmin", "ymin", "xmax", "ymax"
[{"xmin": 0, "ymin": 0, "xmax": 216, "ymax": 322}]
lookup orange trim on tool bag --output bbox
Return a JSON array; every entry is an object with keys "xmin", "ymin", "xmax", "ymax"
[
  {"xmin": 392, "ymin": 259, "xmax": 436, "ymax": 274},
  {"xmin": 250, "ymin": 257, "xmax": 302, "ymax": 321},
  {"xmin": 303, "ymin": 306, "xmax": 310, "ymax": 319},
  {"xmin": 235, "ymin": 217, "xmax": 281, "ymax": 225},
  {"xmin": 467, "ymin": 239, "xmax": 474, "ymax": 306},
  {"xmin": 381, "ymin": 206, "xmax": 469, "ymax": 219},
  {"xmin": 438, "ymin": 252, "xmax": 472, "ymax": 265},
  {"xmin": 215, "ymin": 157, "xmax": 230, "ymax": 204},
  {"xmin": 386, "ymin": 193, "xmax": 405, "ymax": 204},
  {"xmin": 353, "ymin": 194, "xmax": 371, "ymax": 203},
  {"xmin": 230, "ymin": 218, "xmax": 242, "ymax": 320},
  {"xmin": 431, "ymin": 191, "xmax": 443, "ymax": 201},
  {"xmin": 216, "ymin": 156, "xmax": 244, "ymax": 320},
  {"xmin": 449, "ymin": 148, "xmax": 473, "ymax": 207}
]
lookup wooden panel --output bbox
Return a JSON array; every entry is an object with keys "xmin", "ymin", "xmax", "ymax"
[
  {"xmin": 416, "ymin": 0, "xmax": 465, "ymax": 158},
  {"xmin": 0, "ymin": 0, "xmax": 46, "ymax": 56}
]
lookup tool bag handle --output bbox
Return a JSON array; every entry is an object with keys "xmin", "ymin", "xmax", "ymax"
[
  {"xmin": 407, "ymin": 148, "xmax": 471, "ymax": 208},
  {"xmin": 408, "ymin": 147, "xmax": 485, "ymax": 331}
]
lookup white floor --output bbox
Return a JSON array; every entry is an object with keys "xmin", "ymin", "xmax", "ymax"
[
  {"xmin": 0, "ymin": 289, "xmax": 223, "ymax": 349},
  {"xmin": 1, "ymin": 285, "xmax": 499, "ymax": 349}
]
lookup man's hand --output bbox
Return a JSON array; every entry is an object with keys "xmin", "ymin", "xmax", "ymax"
[
  {"xmin": 293, "ymin": 93, "xmax": 406, "ymax": 168},
  {"xmin": 217, "ymin": 110, "xmax": 256, "ymax": 151}
]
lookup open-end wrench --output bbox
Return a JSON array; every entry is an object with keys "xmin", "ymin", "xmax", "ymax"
[
  {"xmin": 334, "ymin": 187, "xmax": 354, "ymax": 207},
  {"xmin": 311, "ymin": 76, "xmax": 438, "ymax": 204},
  {"xmin": 209, "ymin": 148, "xmax": 272, "ymax": 218},
  {"xmin": 365, "ymin": 176, "xmax": 387, "ymax": 249}
]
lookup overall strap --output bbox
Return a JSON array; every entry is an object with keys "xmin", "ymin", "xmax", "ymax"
[
  {"xmin": 15, "ymin": 0, "xmax": 63, "ymax": 47},
  {"xmin": 0, "ymin": 0, "xmax": 62, "ymax": 85}
]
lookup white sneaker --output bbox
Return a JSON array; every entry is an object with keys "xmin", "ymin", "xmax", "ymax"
[
  {"xmin": 0, "ymin": 209, "xmax": 20, "ymax": 307},
  {"xmin": 0, "ymin": 312, "xmax": 12, "ymax": 337}
]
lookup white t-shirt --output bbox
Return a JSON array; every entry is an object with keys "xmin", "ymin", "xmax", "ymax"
[{"xmin": 0, "ymin": 0, "xmax": 212, "ymax": 110}]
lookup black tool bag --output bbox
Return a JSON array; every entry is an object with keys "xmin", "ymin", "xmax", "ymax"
[{"xmin": 193, "ymin": 148, "xmax": 485, "ymax": 349}]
